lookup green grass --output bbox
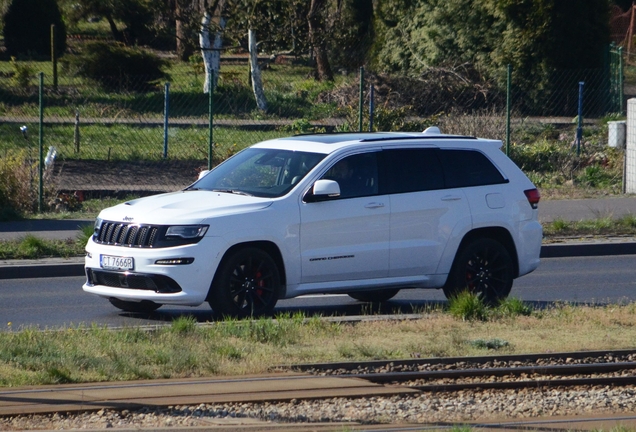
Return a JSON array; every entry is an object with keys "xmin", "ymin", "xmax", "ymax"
[
  {"xmin": 446, "ymin": 292, "xmax": 533, "ymax": 321},
  {"xmin": 448, "ymin": 291, "xmax": 490, "ymax": 321},
  {"xmin": 0, "ymin": 314, "xmax": 341, "ymax": 386},
  {"xmin": 0, "ymin": 61, "xmax": 346, "ymax": 120},
  {"xmin": 0, "ymin": 123, "xmax": 287, "ymax": 162},
  {"xmin": 543, "ymin": 215, "xmax": 636, "ymax": 238},
  {"xmin": 0, "ymin": 234, "xmax": 85, "ymax": 259},
  {"xmin": 4, "ymin": 303, "xmax": 636, "ymax": 387},
  {"xmin": 448, "ymin": 293, "xmax": 535, "ymax": 322}
]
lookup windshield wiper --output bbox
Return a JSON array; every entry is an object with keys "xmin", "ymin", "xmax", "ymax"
[{"xmin": 211, "ymin": 188, "xmax": 253, "ymax": 196}]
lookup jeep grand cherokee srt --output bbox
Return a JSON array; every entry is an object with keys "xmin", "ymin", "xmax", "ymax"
[{"xmin": 83, "ymin": 128, "xmax": 542, "ymax": 317}]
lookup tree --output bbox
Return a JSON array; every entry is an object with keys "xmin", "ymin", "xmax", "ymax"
[
  {"xmin": 175, "ymin": 0, "xmax": 204, "ymax": 60},
  {"xmin": 225, "ymin": 0, "xmax": 309, "ymax": 55},
  {"xmin": 371, "ymin": 0, "xmax": 611, "ymax": 109},
  {"xmin": 67, "ymin": 0, "xmax": 159, "ymax": 46},
  {"xmin": 3, "ymin": 0, "xmax": 67, "ymax": 57},
  {"xmin": 308, "ymin": 0, "xmax": 333, "ymax": 81},
  {"xmin": 63, "ymin": 41, "xmax": 167, "ymax": 90},
  {"xmin": 613, "ymin": 0, "xmax": 633, "ymax": 11},
  {"xmin": 200, "ymin": 0, "xmax": 226, "ymax": 93},
  {"xmin": 327, "ymin": 0, "xmax": 375, "ymax": 71}
]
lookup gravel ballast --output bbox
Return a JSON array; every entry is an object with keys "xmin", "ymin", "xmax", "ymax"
[{"xmin": 2, "ymin": 386, "xmax": 636, "ymax": 430}]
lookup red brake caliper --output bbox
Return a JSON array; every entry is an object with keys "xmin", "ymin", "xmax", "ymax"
[{"xmin": 256, "ymin": 271, "xmax": 264, "ymax": 296}]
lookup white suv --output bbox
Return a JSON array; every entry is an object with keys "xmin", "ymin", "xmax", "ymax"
[{"xmin": 83, "ymin": 128, "xmax": 542, "ymax": 317}]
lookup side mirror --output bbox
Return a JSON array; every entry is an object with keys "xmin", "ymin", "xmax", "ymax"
[
  {"xmin": 305, "ymin": 179, "xmax": 340, "ymax": 202},
  {"xmin": 198, "ymin": 170, "xmax": 210, "ymax": 180}
]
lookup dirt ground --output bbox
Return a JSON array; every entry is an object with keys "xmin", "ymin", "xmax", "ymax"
[{"xmin": 50, "ymin": 159, "xmax": 207, "ymax": 196}]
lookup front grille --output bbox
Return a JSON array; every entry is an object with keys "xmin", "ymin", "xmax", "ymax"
[
  {"xmin": 86, "ymin": 269, "xmax": 182, "ymax": 293},
  {"xmin": 95, "ymin": 222, "xmax": 160, "ymax": 247}
]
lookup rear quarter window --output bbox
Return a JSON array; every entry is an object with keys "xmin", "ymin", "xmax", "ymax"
[{"xmin": 439, "ymin": 149, "xmax": 507, "ymax": 188}]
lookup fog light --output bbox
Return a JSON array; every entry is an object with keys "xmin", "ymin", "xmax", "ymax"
[{"xmin": 154, "ymin": 258, "xmax": 194, "ymax": 265}]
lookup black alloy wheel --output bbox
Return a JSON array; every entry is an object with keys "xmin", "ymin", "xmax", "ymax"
[
  {"xmin": 108, "ymin": 297, "xmax": 161, "ymax": 313},
  {"xmin": 210, "ymin": 247, "xmax": 281, "ymax": 318},
  {"xmin": 443, "ymin": 238, "xmax": 513, "ymax": 306}
]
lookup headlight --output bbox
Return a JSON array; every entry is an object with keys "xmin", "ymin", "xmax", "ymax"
[{"xmin": 165, "ymin": 225, "xmax": 208, "ymax": 239}]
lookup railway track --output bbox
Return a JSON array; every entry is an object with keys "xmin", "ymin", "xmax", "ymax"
[
  {"xmin": 291, "ymin": 348, "xmax": 636, "ymax": 392},
  {"xmin": 4, "ymin": 349, "xmax": 636, "ymax": 430}
]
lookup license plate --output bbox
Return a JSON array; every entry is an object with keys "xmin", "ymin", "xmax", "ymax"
[{"xmin": 100, "ymin": 255, "xmax": 134, "ymax": 271}]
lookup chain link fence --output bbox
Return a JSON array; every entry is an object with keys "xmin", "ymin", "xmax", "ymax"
[{"xmin": 0, "ymin": 48, "xmax": 629, "ymax": 210}]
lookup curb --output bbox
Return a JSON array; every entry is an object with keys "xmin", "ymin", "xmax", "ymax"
[
  {"xmin": 0, "ymin": 258, "xmax": 85, "ymax": 280},
  {"xmin": 540, "ymin": 241, "xmax": 636, "ymax": 258},
  {"xmin": 2, "ymin": 241, "xmax": 636, "ymax": 280}
]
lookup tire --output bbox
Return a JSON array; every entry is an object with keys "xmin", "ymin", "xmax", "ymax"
[
  {"xmin": 348, "ymin": 289, "xmax": 400, "ymax": 302},
  {"xmin": 443, "ymin": 238, "xmax": 514, "ymax": 306},
  {"xmin": 209, "ymin": 247, "xmax": 281, "ymax": 318},
  {"xmin": 108, "ymin": 297, "xmax": 161, "ymax": 313}
]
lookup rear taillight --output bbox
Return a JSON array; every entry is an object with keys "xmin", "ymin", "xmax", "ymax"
[{"xmin": 524, "ymin": 188, "xmax": 540, "ymax": 209}]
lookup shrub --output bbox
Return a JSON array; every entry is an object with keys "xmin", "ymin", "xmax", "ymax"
[
  {"xmin": 10, "ymin": 57, "xmax": 34, "ymax": 89},
  {"xmin": 2, "ymin": 0, "xmax": 66, "ymax": 58},
  {"xmin": 576, "ymin": 164, "xmax": 616, "ymax": 188},
  {"xmin": 496, "ymin": 298, "xmax": 533, "ymax": 318},
  {"xmin": 0, "ymin": 150, "xmax": 37, "ymax": 220},
  {"xmin": 448, "ymin": 291, "xmax": 489, "ymax": 321},
  {"xmin": 62, "ymin": 42, "xmax": 168, "ymax": 91}
]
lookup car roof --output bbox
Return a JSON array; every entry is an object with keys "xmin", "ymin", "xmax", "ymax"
[{"xmin": 250, "ymin": 127, "xmax": 494, "ymax": 154}]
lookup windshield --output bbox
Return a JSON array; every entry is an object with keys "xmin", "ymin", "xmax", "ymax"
[{"xmin": 188, "ymin": 148, "xmax": 326, "ymax": 198}]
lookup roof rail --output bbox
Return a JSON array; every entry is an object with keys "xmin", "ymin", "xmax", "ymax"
[{"xmin": 360, "ymin": 135, "xmax": 477, "ymax": 143}]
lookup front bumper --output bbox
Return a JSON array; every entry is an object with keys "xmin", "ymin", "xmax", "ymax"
[{"xmin": 82, "ymin": 236, "xmax": 223, "ymax": 306}]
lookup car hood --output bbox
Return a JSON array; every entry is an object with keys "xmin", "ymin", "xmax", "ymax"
[{"xmin": 98, "ymin": 191, "xmax": 273, "ymax": 225}]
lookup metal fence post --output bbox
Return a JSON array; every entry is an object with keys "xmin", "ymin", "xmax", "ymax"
[
  {"xmin": 369, "ymin": 84, "xmax": 374, "ymax": 132},
  {"xmin": 74, "ymin": 110, "xmax": 80, "ymax": 153},
  {"xmin": 208, "ymin": 70, "xmax": 214, "ymax": 170},
  {"xmin": 506, "ymin": 65, "xmax": 511, "ymax": 156},
  {"xmin": 576, "ymin": 81, "xmax": 584, "ymax": 157},
  {"xmin": 358, "ymin": 67, "xmax": 364, "ymax": 132},
  {"xmin": 38, "ymin": 72, "xmax": 44, "ymax": 213},
  {"xmin": 163, "ymin": 82, "xmax": 170, "ymax": 159}
]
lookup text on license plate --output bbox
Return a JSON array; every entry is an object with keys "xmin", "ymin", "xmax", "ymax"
[{"xmin": 100, "ymin": 255, "xmax": 134, "ymax": 271}]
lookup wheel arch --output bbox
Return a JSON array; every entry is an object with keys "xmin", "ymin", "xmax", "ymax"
[
  {"xmin": 207, "ymin": 240, "xmax": 287, "ymax": 301},
  {"xmin": 448, "ymin": 227, "xmax": 519, "ymax": 283}
]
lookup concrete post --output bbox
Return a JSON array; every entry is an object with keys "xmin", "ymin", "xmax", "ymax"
[{"xmin": 626, "ymin": 98, "xmax": 636, "ymax": 193}]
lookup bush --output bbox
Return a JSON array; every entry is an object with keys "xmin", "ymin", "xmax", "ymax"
[
  {"xmin": 62, "ymin": 42, "xmax": 168, "ymax": 91},
  {"xmin": 2, "ymin": 0, "xmax": 67, "ymax": 58},
  {"xmin": 496, "ymin": 297, "xmax": 533, "ymax": 318},
  {"xmin": 0, "ymin": 151, "xmax": 37, "ymax": 220},
  {"xmin": 10, "ymin": 56, "xmax": 34, "ymax": 89},
  {"xmin": 448, "ymin": 291, "xmax": 489, "ymax": 321}
]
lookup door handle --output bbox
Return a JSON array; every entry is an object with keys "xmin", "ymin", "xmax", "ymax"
[
  {"xmin": 441, "ymin": 195, "xmax": 462, "ymax": 201},
  {"xmin": 365, "ymin": 202, "xmax": 385, "ymax": 209}
]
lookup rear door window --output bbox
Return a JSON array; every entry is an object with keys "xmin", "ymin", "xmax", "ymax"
[{"xmin": 380, "ymin": 148, "xmax": 444, "ymax": 194}]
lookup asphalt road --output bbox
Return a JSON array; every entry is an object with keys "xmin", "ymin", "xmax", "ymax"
[{"xmin": 1, "ymin": 255, "xmax": 635, "ymax": 329}]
